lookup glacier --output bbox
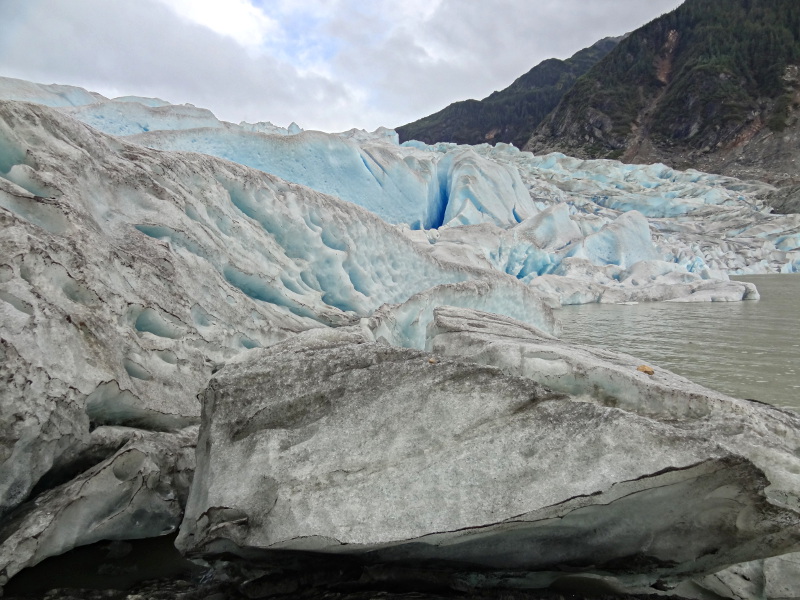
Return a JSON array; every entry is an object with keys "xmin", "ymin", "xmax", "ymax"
[
  {"xmin": 1, "ymin": 75, "xmax": 793, "ymax": 289},
  {"xmin": 1, "ymin": 76, "xmax": 800, "ymax": 599}
]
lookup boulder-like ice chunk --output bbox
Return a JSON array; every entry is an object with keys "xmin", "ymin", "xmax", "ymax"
[
  {"xmin": 0, "ymin": 427, "xmax": 196, "ymax": 589},
  {"xmin": 177, "ymin": 308, "xmax": 800, "ymax": 594}
]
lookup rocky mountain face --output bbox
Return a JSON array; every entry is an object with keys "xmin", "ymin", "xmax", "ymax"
[
  {"xmin": 396, "ymin": 37, "xmax": 620, "ymax": 148},
  {"xmin": 0, "ymin": 78, "xmax": 799, "ymax": 600},
  {"xmin": 526, "ymin": 0, "xmax": 800, "ymax": 211}
]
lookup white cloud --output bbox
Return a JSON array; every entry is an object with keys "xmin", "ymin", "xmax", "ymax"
[
  {"xmin": 0, "ymin": 0, "xmax": 686, "ymax": 131},
  {"xmin": 0, "ymin": 0, "xmax": 359, "ymax": 129},
  {"xmin": 154, "ymin": 0, "xmax": 277, "ymax": 49}
]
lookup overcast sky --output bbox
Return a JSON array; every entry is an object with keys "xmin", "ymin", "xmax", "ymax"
[{"xmin": 0, "ymin": 0, "xmax": 684, "ymax": 132}]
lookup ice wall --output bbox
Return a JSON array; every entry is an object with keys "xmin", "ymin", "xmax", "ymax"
[{"xmin": 1, "ymin": 75, "xmax": 797, "ymax": 286}]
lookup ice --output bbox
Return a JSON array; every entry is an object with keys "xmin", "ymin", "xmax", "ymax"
[
  {"xmin": 177, "ymin": 306, "xmax": 800, "ymax": 595},
  {"xmin": 566, "ymin": 211, "xmax": 660, "ymax": 268},
  {"xmin": 0, "ymin": 427, "xmax": 196, "ymax": 587},
  {"xmin": 1, "ymin": 76, "xmax": 798, "ymax": 304},
  {"xmin": 0, "ymin": 76, "xmax": 107, "ymax": 107},
  {"xmin": 127, "ymin": 128, "xmax": 537, "ymax": 229},
  {"xmin": 436, "ymin": 147, "xmax": 537, "ymax": 226},
  {"xmin": 4, "ymin": 99, "xmax": 568, "ymax": 529},
  {"xmin": 113, "ymin": 96, "xmax": 172, "ymax": 108},
  {"xmin": 365, "ymin": 280, "xmax": 556, "ymax": 350},
  {"xmin": 336, "ymin": 126, "xmax": 399, "ymax": 145},
  {"xmin": 515, "ymin": 203, "xmax": 583, "ymax": 250},
  {"xmin": 130, "ymin": 128, "xmax": 436, "ymax": 227},
  {"xmin": 60, "ymin": 102, "xmax": 226, "ymax": 136},
  {"xmin": 239, "ymin": 120, "xmax": 295, "ymax": 135}
]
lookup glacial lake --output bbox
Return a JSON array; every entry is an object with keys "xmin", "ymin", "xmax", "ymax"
[{"xmin": 557, "ymin": 274, "xmax": 800, "ymax": 409}]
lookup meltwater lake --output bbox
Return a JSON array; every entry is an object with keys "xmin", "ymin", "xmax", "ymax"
[{"xmin": 557, "ymin": 274, "xmax": 800, "ymax": 409}]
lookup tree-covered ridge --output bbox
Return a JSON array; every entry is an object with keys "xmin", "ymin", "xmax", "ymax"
[
  {"xmin": 396, "ymin": 37, "xmax": 619, "ymax": 148},
  {"xmin": 529, "ymin": 0, "xmax": 800, "ymax": 158}
]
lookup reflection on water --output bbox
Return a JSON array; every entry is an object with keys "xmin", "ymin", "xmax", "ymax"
[{"xmin": 557, "ymin": 274, "xmax": 800, "ymax": 409}]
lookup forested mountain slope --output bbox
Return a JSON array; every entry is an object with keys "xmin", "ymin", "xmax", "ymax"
[
  {"xmin": 396, "ymin": 37, "xmax": 619, "ymax": 148},
  {"xmin": 526, "ymin": 0, "xmax": 800, "ymax": 207}
]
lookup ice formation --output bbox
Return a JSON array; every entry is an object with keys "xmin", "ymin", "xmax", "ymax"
[
  {"xmin": 0, "ymin": 97, "xmax": 557, "ymax": 531},
  {"xmin": 178, "ymin": 308, "xmax": 800, "ymax": 594},
  {"xmin": 2, "ymin": 75, "xmax": 794, "ymax": 291}
]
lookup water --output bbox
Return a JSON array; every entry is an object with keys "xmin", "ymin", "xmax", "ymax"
[
  {"xmin": 3, "ymin": 534, "xmax": 202, "ymax": 595},
  {"xmin": 557, "ymin": 274, "xmax": 800, "ymax": 409}
]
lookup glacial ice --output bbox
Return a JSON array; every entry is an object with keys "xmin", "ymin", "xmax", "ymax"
[
  {"xmin": 178, "ymin": 308, "xmax": 800, "ymax": 593},
  {"xmin": 0, "ymin": 98, "xmax": 557, "ymax": 525},
  {"xmin": 1, "ymin": 74, "xmax": 795, "ymax": 315},
  {"xmin": 0, "ymin": 76, "xmax": 108, "ymax": 107},
  {"xmin": 126, "ymin": 128, "xmax": 538, "ymax": 229},
  {"xmin": 0, "ymin": 426, "xmax": 196, "ymax": 589},
  {"xmin": 0, "ymin": 75, "xmax": 796, "ymax": 321},
  {"xmin": 60, "ymin": 101, "xmax": 227, "ymax": 136},
  {"xmin": 1, "ymin": 75, "xmax": 796, "ymax": 286}
]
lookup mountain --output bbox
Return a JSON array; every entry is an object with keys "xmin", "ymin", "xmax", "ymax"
[
  {"xmin": 526, "ymin": 0, "xmax": 800, "ymax": 194},
  {"xmin": 396, "ymin": 36, "xmax": 620, "ymax": 148}
]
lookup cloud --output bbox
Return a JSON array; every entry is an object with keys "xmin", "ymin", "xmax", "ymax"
[
  {"xmin": 154, "ymin": 0, "xmax": 278, "ymax": 49},
  {"xmin": 0, "ymin": 0, "xmax": 685, "ymax": 131},
  {"xmin": 319, "ymin": 0, "xmax": 686, "ymax": 126},
  {"xmin": 0, "ymin": 0, "xmax": 356, "ymax": 129}
]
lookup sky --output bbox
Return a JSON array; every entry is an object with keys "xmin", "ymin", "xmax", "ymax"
[{"xmin": 0, "ymin": 0, "xmax": 685, "ymax": 132}]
